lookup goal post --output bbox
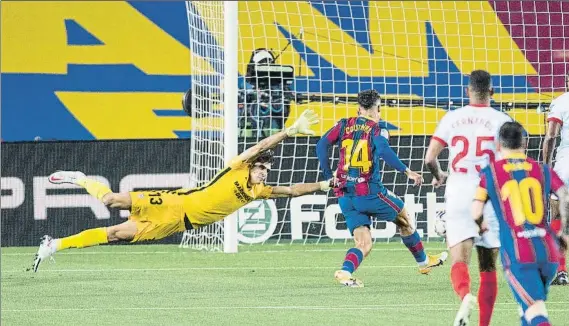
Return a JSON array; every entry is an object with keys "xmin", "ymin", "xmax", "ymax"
[
  {"xmin": 181, "ymin": 1, "xmax": 239, "ymax": 252},
  {"xmin": 222, "ymin": 1, "xmax": 239, "ymax": 254},
  {"xmin": 183, "ymin": 1, "xmax": 563, "ymax": 252}
]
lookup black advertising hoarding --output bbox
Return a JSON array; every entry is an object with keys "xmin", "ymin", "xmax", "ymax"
[{"xmin": 1, "ymin": 137, "xmax": 543, "ymax": 247}]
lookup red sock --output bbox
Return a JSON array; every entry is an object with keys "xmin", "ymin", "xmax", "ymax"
[
  {"xmin": 478, "ymin": 271, "xmax": 498, "ymax": 326},
  {"xmin": 451, "ymin": 262, "xmax": 470, "ymax": 300},
  {"xmin": 551, "ymin": 220, "xmax": 567, "ymax": 272}
]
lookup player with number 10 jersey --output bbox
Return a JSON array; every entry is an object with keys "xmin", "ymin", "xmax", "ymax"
[{"xmin": 473, "ymin": 121, "xmax": 568, "ymax": 326}]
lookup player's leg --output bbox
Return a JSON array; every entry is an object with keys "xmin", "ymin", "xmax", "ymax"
[
  {"xmin": 475, "ymin": 203, "xmax": 501, "ymax": 326},
  {"xmin": 505, "ymin": 264, "xmax": 555, "ymax": 326},
  {"xmin": 31, "ymin": 220, "xmax": 137, "ymax": 272},
  {"xmin": 476, "ymin": 246, "xmax": 499, "ymax": 326},
  {"xmin": 376, "ymin": 190, "xmax": 447, "ymax": 274},
  {"xmin": 549, "ymin": 196, "xmax": 568, "ymax": 285},
  {"xmin": 449, "ymin": 239, "xmax": 478, "ymax": 326},
  {"xmin": 48, "ymin": 170, "xmax": 116, "ymax": 203},
  {"xmin": 524, "ymin": 301, "xmax": 551, "ymax": 326},
  {"xmin": 335, "ymin": 196, "xmax": 369, "ymax": 287},
  {"xmin": 45, "ymin": 171, "xmax": 135, "ymax": 251}
]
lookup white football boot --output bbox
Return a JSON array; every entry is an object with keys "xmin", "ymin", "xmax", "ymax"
[
  {"xmin": 453, "ymin": 293, "xmax": 477, "ymax": 326},
  {"xmin": 48, "ymin": 170, "xmax": 86, "ymax": 185},
  {"xmin": 334, "ymin": 270, "xmax": 364, "ymax": 288},
  {"xmin": 31, "ymin": 235, "xmax": 57, "ymax": 272}
]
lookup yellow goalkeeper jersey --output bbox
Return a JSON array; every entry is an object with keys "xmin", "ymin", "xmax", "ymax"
[{"xmin": 182, "ymin": 158, "xmax": 273, "ymax": 228}]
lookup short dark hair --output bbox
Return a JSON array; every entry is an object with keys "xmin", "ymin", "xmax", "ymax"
[
  {"xmin": 469, "ymin": 70, "xmax": 492, "ymax": 100},
  {"xmin": 357, "ymin": 89, "xmax": 381, "ymax": 110},
  {"xmin": 253, "ymin": 149, "xmax": 274, "ymax": 165},
  {"xmin": 499, "ymin": 121, "xmax": 524, "ymax": 150}
]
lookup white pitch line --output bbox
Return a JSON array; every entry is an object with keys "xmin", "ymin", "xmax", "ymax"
[
  {"xmin": 1, "ymin": 247, "xmax": 449, "ymax": 256},
  {"xmin": 3, "ymin": 265, "xmax": 418, "ymax": 273},
  {"xmin": 3, "ymin": 303, "xmax": 568, "ymax": 313}
]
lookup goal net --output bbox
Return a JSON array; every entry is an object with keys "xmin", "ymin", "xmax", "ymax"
[{"xmin": 183, "ymin": 1, "xmax": 566, "ymax": 251}]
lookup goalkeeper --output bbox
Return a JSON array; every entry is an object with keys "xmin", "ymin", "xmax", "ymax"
[{"xmin": 31, "ymin": 109, "xmax": 331, "ymax": 272}]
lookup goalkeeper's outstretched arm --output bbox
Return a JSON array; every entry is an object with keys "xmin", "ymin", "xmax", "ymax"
[
  {"xmin": 235, "ymin": 109, "xmax": 318, "ymax": 164},
  {"xmin": 270, "ymin": 182, "xmax": 331, "ymax": 198}
]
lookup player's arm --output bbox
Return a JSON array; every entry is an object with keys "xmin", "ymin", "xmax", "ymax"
[
  {"xmin": 424, "ymin": 114, "xmax": 451, "ymax": 187},
  {"xmin": 373, "ymin": 133, "xmax": 423, "ymax": 186},
  {"xmin": 316, "ymin": 120, "xmax": 343, "ymax": 181},
  {"xmin": 270, "ymin": 181, "xmax": 332, "ymax": 198},
  {"xmin": 543, "ymin": 120, "xmax": 562, "ymax": 165},
  {"xmin": 234, "ymin": 109, "xmax": 318, "ymax": 164},
  {"xmin": 472, "ymin": 171, "xmax": 490, "ymax": 234},
  {"xmin": 424, "ymin": 136, "xmax": 447, "ymax": 187}
]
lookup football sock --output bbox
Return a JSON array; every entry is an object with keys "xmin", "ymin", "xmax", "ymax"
[
  {"xmin": 401, "ymin": 231, "xmax": 428, "ymax": 265},
  {"xmin": 520, "ymin": 316, "xmax": 529, "ymax": 326},
  {"xmin": 451, "ymin": 262, "xmax": 470, "ymax": 300},
  {"xmin": 529, "ymin": 315, "xmax": 551, "ymax": 326},
  {"xmin": 478, "ymin": 271, "xmax": 498, "ymax": 326},
  {"xmin": 56, "ymin": 228, "xmax": 108, "ymax": 251},
  {"xmin": 76, "ymin": 178, "xmax": 112, "ymax": 201},
  {"xmin": 559, "ymin": 255, "xmax": 567, "ymax": 273},
  {"xmin": 551, "ymin": 220, "xmax": 567, "ymax": 272},
  {"xmin": 341, "ymin": 248, "xmax": 364, "ymax": 274}
]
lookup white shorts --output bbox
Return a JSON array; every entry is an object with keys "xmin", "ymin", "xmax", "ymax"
[
  {"xmin": 553, "ymin": 155, "xmax": 569, "ymax": 186},
  {"xmin": 444, "ymin": 183, "xmax": 500, "ymax": 249}
]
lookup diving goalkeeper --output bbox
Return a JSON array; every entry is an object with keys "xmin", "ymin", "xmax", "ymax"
[{"xmin": 31, "ymin": 109, "xmax": 330, "ymax": 272}]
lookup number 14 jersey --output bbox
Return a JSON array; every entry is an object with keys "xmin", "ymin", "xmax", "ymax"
[
  {"xmin": 320, "ymin": 116, "xmax": 407, "ymax": 197},
  {"xmin": 431, "ymin": 105, "xmax": 513, "ymax": 187}
]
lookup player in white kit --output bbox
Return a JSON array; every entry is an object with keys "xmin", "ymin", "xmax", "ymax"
[
  {"xmin": 424, "ymin": 70, "xmax": 513, "ymax": 326},
  {"xmin": 542, "ymin": 74, "xmax": 569, "ymax": 286}
]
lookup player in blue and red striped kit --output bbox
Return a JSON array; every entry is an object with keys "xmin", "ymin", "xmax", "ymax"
[
  {"xmin": 317, "ymin": 89, "xmax": 448, "ymax": 287},
  {"xmin": 473, "ymin": 121, "xmax": 569, "ymax": 326}
]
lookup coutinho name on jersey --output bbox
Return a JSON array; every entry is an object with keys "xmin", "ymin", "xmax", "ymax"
[{"xmin": 344, "ymin": 124, "xmax": 372, "ymax": 134}]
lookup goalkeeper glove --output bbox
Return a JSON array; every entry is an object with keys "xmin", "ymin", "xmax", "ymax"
[
  {"xmin": 319, "ymin": 179, "xmax": 334, "ymax": 192},
  {"xmin": 286, "ymin": 109, "xmax": 319, "ymax": 136}
]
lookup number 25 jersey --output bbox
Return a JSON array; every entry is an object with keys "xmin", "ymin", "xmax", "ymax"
[{"xmin": 431, "ymin": 105, "xmax": 512, "ymax": 187}]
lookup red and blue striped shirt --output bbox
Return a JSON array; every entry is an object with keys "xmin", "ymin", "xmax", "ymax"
[
  {"xmin": 475, "ymin": 153, "xmax": 564, "ymax": 266},
  {"xmin": 316, "ymin": 116, "xmax": 407, "ymax": 197}
]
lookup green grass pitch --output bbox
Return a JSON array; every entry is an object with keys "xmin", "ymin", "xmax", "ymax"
[{"xmin": 2, "ymin": 243, "xmax": 567, "ymax": 325}]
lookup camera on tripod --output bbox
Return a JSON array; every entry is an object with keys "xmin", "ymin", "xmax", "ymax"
[
  {"xmin": 182, "ymin": 48, "xmax": 296, "ymax": 138},
  {"xmin": 239, "ymin": 48, "xmax": 295, "ymax": 137}
]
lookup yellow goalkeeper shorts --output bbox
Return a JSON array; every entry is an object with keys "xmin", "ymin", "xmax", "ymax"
[{"xmin": 128, "ymin": 190, "xmax": 188, "ymax": 242}]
